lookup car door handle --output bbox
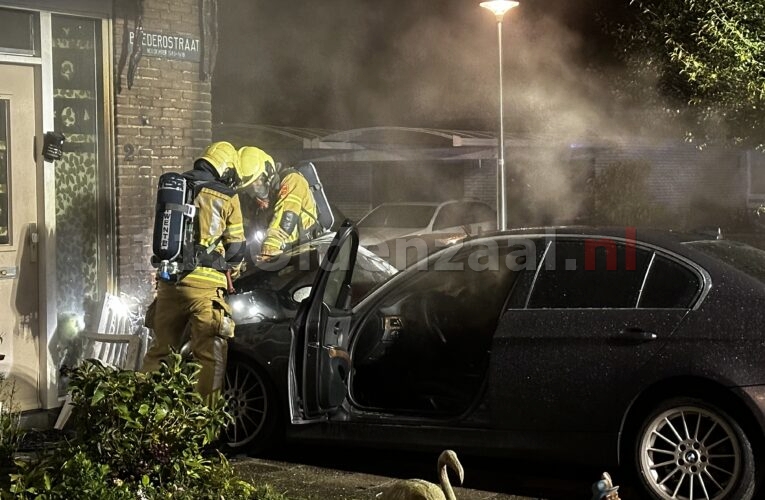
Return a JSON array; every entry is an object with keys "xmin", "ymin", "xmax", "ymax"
[{"xmin": 619, "ymin": 328, "xmax": 658, "ymax": 342}]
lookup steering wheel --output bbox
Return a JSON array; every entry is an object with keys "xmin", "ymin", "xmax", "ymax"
[{"xmin": 419, "ymin": 296, "xmax": 450, "ymax": 344}]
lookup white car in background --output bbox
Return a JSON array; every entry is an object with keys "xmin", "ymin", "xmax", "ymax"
[{"xmin": 357, "ymin": 199, "xmax": 496, "ymax": 247}]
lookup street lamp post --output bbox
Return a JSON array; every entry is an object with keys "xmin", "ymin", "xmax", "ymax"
[{"xmin": 480, "ymin": 0, "xmax": 518, "ymax": 231}]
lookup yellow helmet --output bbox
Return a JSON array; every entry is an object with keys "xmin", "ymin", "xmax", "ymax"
[
  {"xmin": 237, "ymin": 146, "xmax": 276, "ymax": 193},
  {"xmin": 196, "ymin": 141, "xmax": 239, "ymax": 179}
]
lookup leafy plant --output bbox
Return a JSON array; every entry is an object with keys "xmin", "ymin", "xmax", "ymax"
[
  {"xmin": 6, "ymin": 353, "xmax": 261, "ymax": 499},
  {"xmin": 250, "ymin": 484, "xmax": 294, "ymax": 500},
  {"xmin": 0, "ymin": 368, "xmax": 24, "ymax": 470}
]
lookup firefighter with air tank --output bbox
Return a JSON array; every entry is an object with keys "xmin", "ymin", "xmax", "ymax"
[
  {"xmin": 236, "ymin": 146, "xmax": 333, "ymax": 262},
  {"xmin": 143, "ymin": 141, "xmax": 246, "ymax": 399},
  {"xmin": 143, "ymin": 142, "xmax": 333, "ymax": 400}
]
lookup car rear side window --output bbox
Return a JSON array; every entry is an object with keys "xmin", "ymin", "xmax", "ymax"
[
  {"xmin": 638, "ymin": 255, "xmax": 701, "ymax": 308},
  {"xmin": 528, "ymin": 239, "xmax": 651, "ymax": 308}
]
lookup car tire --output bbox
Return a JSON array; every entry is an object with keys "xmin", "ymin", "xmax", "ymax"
[
  {"xmin": 634, "ymin": 397, "xmax": 756, "ymax": 500},
  {"xmin": 222, "ymin": 353, "xmax": 281, "ymax": 454}
]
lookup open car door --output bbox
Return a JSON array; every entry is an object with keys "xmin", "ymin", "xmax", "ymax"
[{"xmin": 288, "ymin": 221, "xmax": 358, "ymax": 423}]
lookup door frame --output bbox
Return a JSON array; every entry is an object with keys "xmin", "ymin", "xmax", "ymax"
[
  {"xmin": 288, "ymin": 222, "xmax": 358, "ymax": 423},
  {"xmin": 0, "ymin": 8, "xmax": 114, "ymax": 410}
]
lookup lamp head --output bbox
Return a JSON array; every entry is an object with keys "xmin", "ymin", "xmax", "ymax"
[{"xmin": 480, "ymin": 0, "xmax": 519, "ymax": 21}]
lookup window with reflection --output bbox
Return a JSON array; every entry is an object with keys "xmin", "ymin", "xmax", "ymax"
[
  {"xmin": 51, "ymin": 15, "xmax": 109, "ymax": 394},
  {"xmin": 0, "ymin": 8, "xmax": 39, "ymax": 56},
  {"xmin": 0, "ymin": 100, "xmax": 8, "ymax": 245},
  {"xmin": 528, "ymin": 240, "xmax": 652, "ymax": 309}
]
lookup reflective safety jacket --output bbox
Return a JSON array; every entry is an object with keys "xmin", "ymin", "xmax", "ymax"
[
  {"xmin": 180, "ymin": 167, "xmax": 246, "ymax": 288},
  {"xmin": 261, "ymin": 170, "xmax": 319, "ymax": 256}
]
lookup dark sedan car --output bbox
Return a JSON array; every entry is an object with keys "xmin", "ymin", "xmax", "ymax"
[{"xmin": 223, "ymin": 224, "xmax": 765, "ymax": 500}]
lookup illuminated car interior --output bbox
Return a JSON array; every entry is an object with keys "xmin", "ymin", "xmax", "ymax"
[{"xmin": 349, "ymin": 244, "xmax": 522, "ymax": 416}]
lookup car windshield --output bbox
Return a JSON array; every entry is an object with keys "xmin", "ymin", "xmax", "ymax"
[
  {"xmin": 358, "ymin": 204, "xmax": 437, "ymax": 228},
  {"xmin": 685, "ymin": 240, "xmax": 765, "ymax": 283}
]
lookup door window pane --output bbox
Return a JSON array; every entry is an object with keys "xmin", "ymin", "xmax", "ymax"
[
  {"xmin": 432, "ymin": 202, "xmax": 495, "ymax": 230},
  {"xmin": 432, "ymin": 203, "xmax": 461, "ymax": 230},
  {"xmin": 529, "ymin": 240, "xmax": 651, "ymax": 308},
  {"xmin": 0, "ymin": 8, "xmax": 39, "ymax": 56},
  {"xmin": 639, "ymin": 256, "xmax": 701, "ymax": 308},
  {"xmin": 0, "ymin": 100, "xmax": 8, "ymax": 244},
  {"xmin": 51, "ymin": 15, "xmax": 109, "ymax": 394}
]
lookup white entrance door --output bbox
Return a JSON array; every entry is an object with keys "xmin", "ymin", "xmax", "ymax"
[{"xmin": 0, "ymin": 63, "xmax": 41, "ymax": 411}]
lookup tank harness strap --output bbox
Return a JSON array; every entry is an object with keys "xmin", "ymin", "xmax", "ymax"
[{"xmin": 164, "ymin": 202, "xmax": 197, "ymax": 218}]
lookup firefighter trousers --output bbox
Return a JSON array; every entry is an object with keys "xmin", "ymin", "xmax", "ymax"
[{"xmin": 142, "ymin": 281, "xmax": 234, "ymax": 399}]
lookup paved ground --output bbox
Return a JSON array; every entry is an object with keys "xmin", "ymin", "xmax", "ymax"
[
  {"xmin": 227, "ymin": 442, "xmax": 644, "ymax": 500},
  {"xmin": 17, "ymin": 430, "xmax": 628, "ymax": 499},
  {"xmin": 231, "ymin": 454, "xmax": 542, "ymax": 500}
]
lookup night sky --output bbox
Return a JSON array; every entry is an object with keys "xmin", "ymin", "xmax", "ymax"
[{"xmin": 212, "ymin": 0, "xmax": 626, "ymax": 131}]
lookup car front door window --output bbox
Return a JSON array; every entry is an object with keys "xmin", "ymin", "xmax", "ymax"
[
  {"xmin": 350, "ymin": 242, "xmax": 519, "ymax": 415},
  {"xmin": 433, "ymin": 203, "xmax": 468, "ymax": 231}
]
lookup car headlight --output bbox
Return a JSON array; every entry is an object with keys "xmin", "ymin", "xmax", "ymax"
[{"xmin": 229, "ymin": 292, "xmax": 266, "ymax": 323}]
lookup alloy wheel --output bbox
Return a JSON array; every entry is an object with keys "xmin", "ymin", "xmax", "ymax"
[
  {"xmin": 223, "ymin": 358, "xmax": 269, "ymax": 448},
  {"xmin": 639, "ymin": 405, "xmax": 742, "ymax": 500}
]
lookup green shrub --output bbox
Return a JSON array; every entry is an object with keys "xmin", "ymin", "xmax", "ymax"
[
  {"xmin": 6, "ymin": 353, "xmax": 259, "ymax": 499},
  {"xmin": 0, "ymin": 372, "xmax": 24, "ymax": 468},
  {"xmin": 250, "ymin": 484, "xmax": 293, "ymax": 500}
]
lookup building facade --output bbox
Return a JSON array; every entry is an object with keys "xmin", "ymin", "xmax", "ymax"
[{"xmin": 0, "ymin": 0, "xmax": 212, "ymax": 416}]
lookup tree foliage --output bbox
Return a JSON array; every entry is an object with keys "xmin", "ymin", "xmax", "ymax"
[{"xmin": 611, "ymin": 0, "xmax": 765, "ymax": 146}]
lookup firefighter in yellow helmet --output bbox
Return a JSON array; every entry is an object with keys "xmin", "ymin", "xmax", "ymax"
[
  {"xmin": 142, "ymin": 141, "xmax": 246, "ymax": 399},
  {"xmin": 236, "ymin": 146, "xmax": 320, "ymax": 261}
]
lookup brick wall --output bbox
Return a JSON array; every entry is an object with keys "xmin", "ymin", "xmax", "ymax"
[
  {"xmin": 463, "ymin": 160, "xmax": 497, "ymax": 208},
  {"xmin": 593, "ymin": 144, "xmax": 745, "ymax": 228},
  {"xmin": 318, "ymin": 163, "xmax": 373, "ymax": 220},
  {"xmin": 113, "ymin": 0, "xmax": 211, "ymax": 302}
]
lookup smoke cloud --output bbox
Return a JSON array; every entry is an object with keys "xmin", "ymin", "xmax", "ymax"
[
  {"xmin": 214, "ymin": 0, "xmax": 633, "ymax": 132},
  {"xmin": 214, "ymin": 0, "xmax": 703, "ymax": 226}
]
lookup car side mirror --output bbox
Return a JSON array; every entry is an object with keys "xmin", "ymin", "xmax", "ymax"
[{"xmin": 292, "ymin": 286, "xmax": 312, "ymax": 304}]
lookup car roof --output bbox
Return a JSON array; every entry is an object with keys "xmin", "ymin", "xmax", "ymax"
[
  {"xmin": 363, "ymin": 226, "xmax": 718, "ymax": 268},
  {"xmin": 447, "ymin": 225, "xmax": 729, "ymax": 256},
  {"xmin": 371, "ymin": 198, "xmax": 491, "ymax": 208},
  {"xmin": 478, "ymin": 225, "xmax": 711, "ymax": 241}
]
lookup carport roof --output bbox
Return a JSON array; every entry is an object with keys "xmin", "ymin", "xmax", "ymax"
[
  {"xmin": 214, "ymin": 123, "xmax": 729, "ymax": 165},
  {"xmin": 214, "ymin": 122, "xmax": 556, "ymax": 162}
]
